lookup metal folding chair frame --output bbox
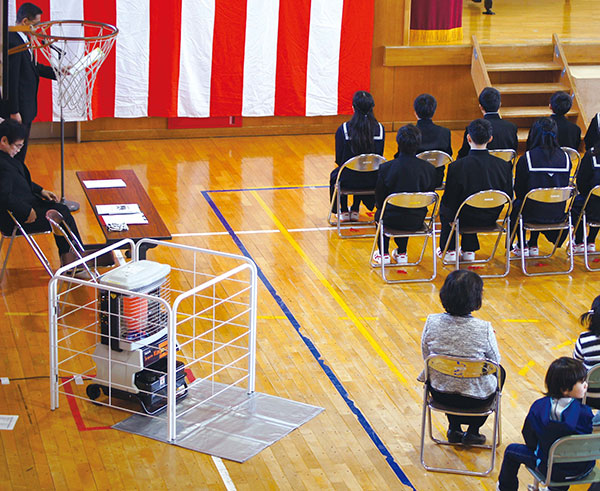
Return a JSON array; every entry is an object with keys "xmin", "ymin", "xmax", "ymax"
[
  {"xmin": 416, "ymin": 150, "xmax": 452, "ymax": 190},
  {"xmin": 489, "ymin": 148, "xmax": 517, "ymax": 169},
  {"xmin": 526, "ymin": 433, "xmax": 600, "ymax": 489},
  {"xmin": 511, "ymin": 186, "xmax": 575, "ymax": 276},
  {"xmin": 420, "ymin": 354, "xmax": 502, "ymax": 476},
  {"xmin": 369, "ymin": 192, "xmax": 439, "ymax": 283},
  {"xmin": 561, "ymin": 146, "xmax": 581, "ymax": 185},
  {"xmin": 441, "ymin": 190, "xmax": 512, "ymax": 278},
  {"xmin": 327, "ymin": 153, "xmax": 386, "ymax": 238},
  {"xmin": 572, "ymin": 185, "xmax": 600, "ymax": 271},
  {"xmin": 0, "ymin": 210, "xmax": 53, "ymax": 282}
]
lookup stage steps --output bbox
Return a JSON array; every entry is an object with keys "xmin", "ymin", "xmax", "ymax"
[{"xmin": 471, "ymin": 35, "xmax": 585, "ymax": 145}]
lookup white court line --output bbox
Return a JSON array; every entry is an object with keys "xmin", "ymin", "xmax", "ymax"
[
  {"xmin": 172, "ymin": 226, "xmax": 333, "ymax": 238},
  {"xmin": 212, "ymin": 456, "xmax": 236, "ymax": 491}
]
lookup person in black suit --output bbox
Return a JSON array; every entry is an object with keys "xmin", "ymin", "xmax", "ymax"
[
  {"xmin": 0, "ymin": 119, "xmax": 81, "ymax": 265},
  {"xmin": 526, "ymin": 91, "xmax": 581, "ymax": 151},
  {"xmin": 457, "ymin": 87, "xmax": 518, "ymax": 159},
  {"xmin": 373, "ymin": 124, "xmax": 437, "ymax": 265},
  {"xmin": 395, "ymin": 94, "xmax": 452, "ymax": 188},
  {"xmin": 584, "ymin": 113, "xmax": 600, "ymax": 151},
  {"xmin": 472, "ymin": 0, "xmax": 494, "ymax": 15},
  {"xmin": 8, "ymin": 3, "xmax": 56, "ymax": 163},
  {"xmin": 439, "ymin": 119, "xmax": 513, "ymax": 262}
]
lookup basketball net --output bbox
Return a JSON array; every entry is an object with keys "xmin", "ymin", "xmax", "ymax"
[{"xmin": 31, "ymin": 20, "xmax": 118, "ymax": 121}]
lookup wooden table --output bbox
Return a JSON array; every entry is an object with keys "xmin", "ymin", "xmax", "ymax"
[{"xmin": 76, "ymin": 169, "xmax": 171, "ymax": 258}]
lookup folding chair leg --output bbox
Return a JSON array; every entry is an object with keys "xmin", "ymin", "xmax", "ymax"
[{"xmin": 0, "ymin": 231, "xmax": 17, "ymax": 282}]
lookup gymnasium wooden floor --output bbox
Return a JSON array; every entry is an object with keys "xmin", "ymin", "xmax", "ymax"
[{"xmin": 0, "ymin": 130, "xmax": 598, "ymax": 491}]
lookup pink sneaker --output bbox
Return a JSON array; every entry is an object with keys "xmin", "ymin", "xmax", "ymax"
[
  {"xmin": 511, "ymin": 245, "xmax": 529, "ymax": 257},
  {"xmin": 588, "ymin": 243, "xmax": 597, "ymax": 253},
  {"xmin": 528, "ymin": 247, "xmax": 539, "ymax": 257},
  {"xmin": 573, "ymin": 243, "xmax": 585, "ymax": 254}
]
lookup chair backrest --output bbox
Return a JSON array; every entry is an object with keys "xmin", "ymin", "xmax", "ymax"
[
  {"xmin": 585, "ymin": 364, "xmax": 600, "ymax": 395},
  {"xmin": 424, "ymin": 354, "xmax": 499, "ymax": 380},
  {"xmin": 547, "ymin": 433, "xmax": 600, "ymax": 465},
  {"xmin": 523, "ymin": 186, "xmax": 574, "ymax": 205},
  {"xmin": 489, "ymin": 149, "xmax": 517, "ymax": 166},
  {"xmin": 416, "ymin": 150, "xmax": 452, "ymax": 169},
  {"xmin": 342, "ymin": 153, "xmax": 386, "ymax": 172},
  {"xmin": 383, "ymin": 192, "xmax": 438, "ymax": 210},
  {"xmin": 45, "ymin": 210, "xmax": 86, "ymax": 254},
  {"xmin": 461, "ymin": 189, "xmax": 512, "ymax": 210},
  {"xmin": 561, "ymin": 146, "xmax": 581, "ymax": 168}
]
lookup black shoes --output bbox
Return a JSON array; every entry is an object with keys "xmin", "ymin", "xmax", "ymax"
[
  {"xmin": 462, "ymin": 432, "xmax": 486, "ymax": 445},
  {"xmin": 447, "ymin": 428, "xmax": 486, "ymax": 445},
  {"xmin": 483, "ymin": 9, "xmax": 495, "ymax": 15},
  {"xmin": 447, "ymin": 429, "xmax": 464, "ymax": 443}
]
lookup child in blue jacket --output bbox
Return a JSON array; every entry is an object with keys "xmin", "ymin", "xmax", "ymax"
[{"xmin": 497, "ymin": 357, "xmax": 595, "ymax": 491}]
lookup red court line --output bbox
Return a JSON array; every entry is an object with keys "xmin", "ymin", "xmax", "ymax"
[{"xmin": 62, "ymin": 378, "xmax": 112, "ymax": 432}]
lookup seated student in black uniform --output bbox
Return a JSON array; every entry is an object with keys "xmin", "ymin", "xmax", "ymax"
[
  {"xmin": 330, "ymin": 91, "xmax": 385, "ymax": 222},
  {"xmin": 510, "ymin": 118, "xmax": 571, "ymax": 258},
  {"xmin": 394, "ymin": 94, "xmax": 452, "ymax": 189},
  {"xmin": 439, "ymin": 118, "xmax": 513, "ymax": 263},
  {"xmin": 572, "ymin": 139, "xmax": 600, "ymax": 254},
  {"xmin": 584, "ymin": 113, "xmax": 600, "ymax": 151},
  {"xmin": 526, "ymin": 91, "xmax": 581, "ymax": 151},
  {"xmin": 373, "ymin": 124, "xmax": 437, "ymax": 265},
  {"xmin": 0, "ymin": 119, "xmax": 83, "ymax": 266},
  {"xmin": 457, "ymin": 87, "xmax": 518, "ymax": 159}
]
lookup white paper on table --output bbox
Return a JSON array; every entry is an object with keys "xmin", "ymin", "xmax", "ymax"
[
  {"xmin": 96, "ymin": 204, "xmax": 141, "ymax": 215},
  {"xmin": 0, "ymin": 415, "xmax": 18, "ymax": 430},
  {"xmin": 101, "ymin": 213, "xmax": 148, "ymax": 226},
  {"xmin": 83, "ymin": 179, "xmax": 126, "ymax": 189}
]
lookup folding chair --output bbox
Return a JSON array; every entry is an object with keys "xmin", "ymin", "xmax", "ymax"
[
  {"xmin": 45, "ymin": 210, "xmax": 98, "ymax": 281},
  {"xmin": 512, "ymin": 187, "xmax": 575, "ymax": 276},
  {"xmin": 572, "ymin": 184, "xmax": 600, "ymax": 271},
  {"xmin": 489, "ymin": 149, "xmax": 517, "ymax": 168},
  {"xmin": 416, "ymin": 150, "xmax": 452, "ymax": 190},
  {"xmin": 561, "ymin": 146, "xmax": 581, "ymax": 185},
  {"xmin": 369, "ymin": 192, "xmax": 439, "ymax": 283},
  {"xmin": 583, "ymin": 363, "xmax": 600, "ymax": 410},
  {"xmin": 327, "ymin": 153, "xmax": 386, "ymax": 238},
  {"xmin": 420, "ymin": 354, "xmax": 502, "ymax": 476},
  {"xmin": 0, "ymin": 210, "xmax": 53, "ymax": 282},
  {"xmin": 526, "ymin": 433, "xmax": 600, "ymax": 489},
  {"xmin": 440, "ymin": 190, "xmax": 512, "ymax": 278}
]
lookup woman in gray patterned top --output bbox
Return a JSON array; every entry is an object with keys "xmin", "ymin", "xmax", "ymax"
[{"xmin": 419, "ymin": 270, "xmax": 503, "ymax": 445}]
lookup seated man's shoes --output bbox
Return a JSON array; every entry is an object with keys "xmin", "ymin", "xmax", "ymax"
[
  {"xmin": 462, "ymin": 432, "xmax": 486, "ymax": 445},
  {"xmin": 447, "ymin": 429, "xmax": 465, "ymax": 443}
]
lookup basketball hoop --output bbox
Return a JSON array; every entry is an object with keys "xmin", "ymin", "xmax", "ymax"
[
  {"xmin": 29, "ymin": 20, "xmax": 118, "ymax": 211},
  {"xmin": 31, "ymin": 20, "xmax": 118, "ymax": 121}
]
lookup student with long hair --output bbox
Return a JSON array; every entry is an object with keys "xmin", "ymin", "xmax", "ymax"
[
  {"xmin": 510, "ymin": 117, "xmax": 571, "ymax": 257},
  {"xmin": 330, "ymin": 91, "xmax": 385, "ymax": 222}
]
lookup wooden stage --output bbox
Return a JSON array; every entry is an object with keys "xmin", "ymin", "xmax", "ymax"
[
  {"xmin": 0, "ymin": 131, "xmax": 598, "ymax": 490},
  {"xmin": 3, "ymin": 1, "xmax": 600, "ymax": 489}
]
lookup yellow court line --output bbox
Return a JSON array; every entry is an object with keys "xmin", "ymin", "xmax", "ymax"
[
  {"xmin": 258, "ymin": 315, "xmax": 287, "ymax": 320},
  {"xmin": 502, "ymin": 319, "xmax": 540, "ymax": 323},
  {"xmin": 518, "ymin": 360, "xmax": 536, "ymax": 377},
  {"xmin": 340, "ymin": 316, "xmax": 378, "ymax": 321},
  {"xmin": 552, "ymin": 339, "xmax": 576, "ymax": 350},
  {"xmin": 250, "ymin": 190, "xmax": 408, "ymax": 385}
]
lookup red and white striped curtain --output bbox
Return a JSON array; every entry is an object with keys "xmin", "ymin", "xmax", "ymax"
[{"xmin": 10, "ymin": 0, "xmax": 375, "ymax": 122}]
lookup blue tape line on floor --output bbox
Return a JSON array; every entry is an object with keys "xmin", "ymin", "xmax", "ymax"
[{"xmin": 202, "ymin": 190, "xmax": 414, "ymax": 490}]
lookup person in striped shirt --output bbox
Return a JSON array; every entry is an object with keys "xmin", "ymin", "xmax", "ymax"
[{"xmin": 573, "ymin": 295, "xmax": 600, "ymax": 415}]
